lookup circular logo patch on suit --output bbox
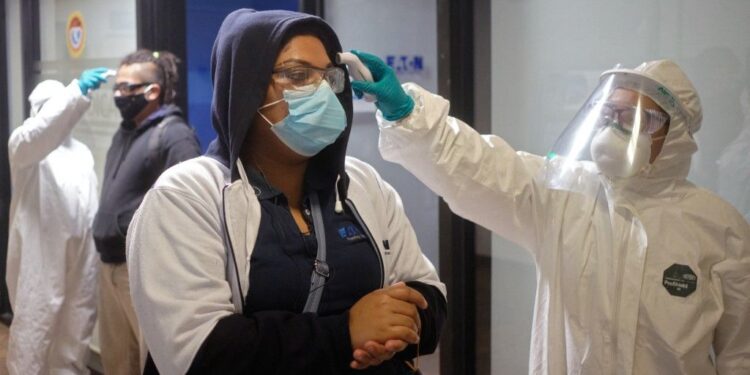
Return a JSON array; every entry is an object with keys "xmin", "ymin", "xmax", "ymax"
[{"xmin": 662, "ymin": 264, "xmax": 697, "ymax": 297}]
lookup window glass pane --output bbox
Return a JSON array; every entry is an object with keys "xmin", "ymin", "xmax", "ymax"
[
  {"xmin": 325, "ymin": 1, "xmax": 441, "ymax": 372},
  {"xmin": 35, "ymin": 0, "xmax": 137, "ymax": 182}
]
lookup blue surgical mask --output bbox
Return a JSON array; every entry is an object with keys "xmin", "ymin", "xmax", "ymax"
[{"xmin": 258, "ymin": 81, "xmax": 347, "ymax": 157}]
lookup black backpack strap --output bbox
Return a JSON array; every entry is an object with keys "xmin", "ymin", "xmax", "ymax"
[{"xmin": 147, "ymin": 115, "xmax": 183, "ymax": 173}]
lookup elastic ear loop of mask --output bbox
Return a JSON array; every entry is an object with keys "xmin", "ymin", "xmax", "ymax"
[
  {"xmin": 257, "ymin": 98, "xmax": 285, "ymax": 126},
  {"xmin": 141, "ymin": 84, "xmax": 156, "ymax": 100}
]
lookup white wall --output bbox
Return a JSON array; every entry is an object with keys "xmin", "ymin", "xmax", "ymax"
[{"xmin": 489, "ymin": 0, "xmax": 750, "ymax": 373}]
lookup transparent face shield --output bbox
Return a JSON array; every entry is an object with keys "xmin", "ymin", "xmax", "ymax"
[{"xmin": 538, "ymin": 72, "xmax": 670, "ymax": 195}]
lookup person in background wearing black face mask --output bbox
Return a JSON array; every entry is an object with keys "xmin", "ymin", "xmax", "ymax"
[{"xmin": 92, "ymin": 49, "xmax": 201, "ymax": 375}]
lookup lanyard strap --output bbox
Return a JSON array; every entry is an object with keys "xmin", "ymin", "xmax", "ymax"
[{"xmin": 303, "ymin": 191, "xmax": 329, "ymax": 313}]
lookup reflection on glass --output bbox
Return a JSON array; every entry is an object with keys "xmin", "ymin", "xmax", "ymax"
[{"xmin": 717, "ymin": 87, "xmax": 750, "ymax": 222}]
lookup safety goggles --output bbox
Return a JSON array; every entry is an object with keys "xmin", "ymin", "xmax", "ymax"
[
  {"xmin": 112, "ymin": 82, "xmax": 153, "ymax": 95},
  {"xmin": 593, "ymin": 101, "xmax": 669, "ymax": 135},
  {"xmin": 272, "ymin": 65, "xmax": 346, "ymax": 94}
]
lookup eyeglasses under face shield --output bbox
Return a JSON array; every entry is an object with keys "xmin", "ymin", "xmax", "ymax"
[{"xmin": 590, "ymin": 100, "xmax": 669, "ymax": 135}]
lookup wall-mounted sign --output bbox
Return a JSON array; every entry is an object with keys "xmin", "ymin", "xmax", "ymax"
[
  {"xmin": 66, "ymin": 11, "xmax": 86, "ymax": 58},
  {"xmin": 385, "ymin": 55, "xmax": 424, "ymax": 74}
]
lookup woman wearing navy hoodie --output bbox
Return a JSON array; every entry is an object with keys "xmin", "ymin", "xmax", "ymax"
[{"xmin": 126, "ymin": 9, "xmax": 446, "ymax": 374}]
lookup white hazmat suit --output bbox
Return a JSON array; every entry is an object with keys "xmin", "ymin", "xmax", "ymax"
[
  {"xmin": 6, "ymin": 80, "xmax": 99, "ymax": 374},
  {"xmin": 377, "ymin": 61, "xmax": 750, "ymax": 374}
]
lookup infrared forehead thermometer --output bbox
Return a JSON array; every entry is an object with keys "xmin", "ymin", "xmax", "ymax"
[{"xmin": 336, "ymin": 52, "xmax": 375, "ymax": 102}]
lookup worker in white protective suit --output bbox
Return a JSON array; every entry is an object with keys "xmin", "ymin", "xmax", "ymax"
[
  {"xmin": 6, "ymin": 68, "xmax": 109, "ymax": 374},
  {"xmin": 349, "ymin": 51, "xmax": 750, "ymax": 375}
]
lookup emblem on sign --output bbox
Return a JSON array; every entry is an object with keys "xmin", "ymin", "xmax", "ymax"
[{"xmin": 66, "ymin": 11, "xmax": 86, "ymax": 58}]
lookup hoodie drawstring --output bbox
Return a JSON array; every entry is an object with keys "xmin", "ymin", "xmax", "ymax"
[{"xmin": 334, "ymin": 173, "xmax": 344, "ymax": 214}]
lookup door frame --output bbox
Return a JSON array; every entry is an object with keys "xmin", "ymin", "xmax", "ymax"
[
  {"xmin": 136, "ymin": 0, "xmax": 189, "ymax": 117},
  {"xmin": 0, "ymin": 0, "xmax": 14, "ymax": 324},
  {"xmin": 436, "ymin": 0, "xmax": 480, "ymax": 373},
  {"xmin": 304, "ymin": 1, "xmax": 486, "ymax": 373}
]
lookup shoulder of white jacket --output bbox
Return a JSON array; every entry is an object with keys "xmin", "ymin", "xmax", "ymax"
[
  {"xmin": 345, "ymin": 155, "xmax": 372, "ymax": 172},
  {"xmin": 344, "ymin": 157, "xmax": 398, "ymax": 210},
  {"xmin": 153, "ymin": 156, "xmax": 229, "ymax": 200},
  {"xmin": 345, "ymin": 156, "xmax": 384, "ymax": 186}
]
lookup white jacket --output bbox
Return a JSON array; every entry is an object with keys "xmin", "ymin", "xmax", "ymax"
[
  {"xmin": 6, "ymin": 80, "xmax": 99, "ymax": 375},
  {"xmin": 126, "ymin": 155, "xmax": 445, "ymax": 375},
  {"xmin": 378, "ymin": 83, "xmax": 750, "ymax": 375}
]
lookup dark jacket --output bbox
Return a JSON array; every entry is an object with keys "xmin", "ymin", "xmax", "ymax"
[{"xmin": 93, "ymin": 104, "xmax": 201, "ymax": 263}]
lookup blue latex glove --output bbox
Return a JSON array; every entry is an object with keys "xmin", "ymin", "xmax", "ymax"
[
  {"xmin": 350, "ymin": 50, "xmax": 415, "ymax": 121},
  {"xmin": 78, "ymin": 67, "xmax": 110, "ymax": 95}
]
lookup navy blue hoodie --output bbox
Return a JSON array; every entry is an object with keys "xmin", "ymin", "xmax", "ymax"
[{"xmin": 141, "ymin": 9, "xmax": 445, "ymax": 375}]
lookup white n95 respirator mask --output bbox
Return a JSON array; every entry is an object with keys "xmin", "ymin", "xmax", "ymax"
[{"xmin": 590, "ymin": 127, "xmax": 650, "ymax": 178}]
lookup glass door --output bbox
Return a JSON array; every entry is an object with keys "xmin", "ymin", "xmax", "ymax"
[
  {"xmin": 34, "ymin": 0, "xmax": 137, "ymax": 181},
  {"xmin": 324, "ymin": 1, "xmax": 441, "ymax": 372}
]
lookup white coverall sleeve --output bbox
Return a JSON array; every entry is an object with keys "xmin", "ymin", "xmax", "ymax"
[
  {"xmin": 127, "ymin": 187, "xmax": 234, "ymax": 375},
  {"xmin": 377, "ymin": 83, "xmax": 546, "ymax": 253},
  {"xmin": 712, "ymin": 221, "xmax": 750, "ymax": 374},
  {"xmin": 376, "ymin": 167, "xmax": 446, "ymax": 297},
  {"xmin": 8, "ymin": 81, "xmax": 90, "ymax": 169}
]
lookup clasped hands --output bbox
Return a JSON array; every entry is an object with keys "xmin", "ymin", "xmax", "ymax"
[{"xmin": 348, "ymin": 282, "xmax": 427, "ymax": 370}]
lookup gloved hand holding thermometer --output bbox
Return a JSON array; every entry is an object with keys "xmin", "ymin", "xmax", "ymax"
[
  {"xmin": 337, "ymin": 52, "xmax": 375, "ymax": 102},
  {"xmin": 341, "ymin": 50, "xmax": 415, "ymax": 121},
  {"xmin": 78, "ymin": 67, "xmax": 115, "ymax": 95}
]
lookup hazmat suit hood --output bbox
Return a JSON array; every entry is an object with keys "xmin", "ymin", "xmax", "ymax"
[
  {"xmin": 602, "ymin": 60, "xmax": 702, "ymax": 193},
  {"xmin": 205, "ymin": 8, "xmax": 353, "ymax": 192},
  {"xmin": 28, "ymin": 80, "xmax": 66, "ymax": 117}
]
